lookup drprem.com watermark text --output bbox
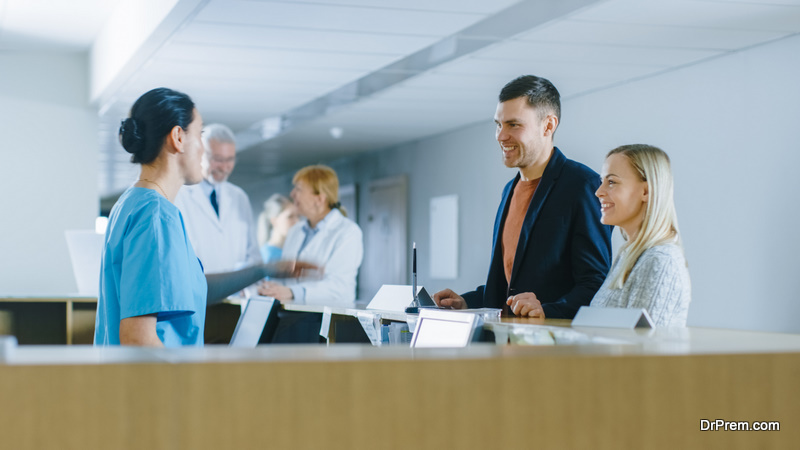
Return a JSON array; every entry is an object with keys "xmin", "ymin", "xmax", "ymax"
[{"xmin": 700, "ymin": 419, "xmax": 780, "ymax": 431}]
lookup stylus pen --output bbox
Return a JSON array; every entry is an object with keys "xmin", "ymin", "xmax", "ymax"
[{"xmin": 412, "ymin": 242, "xmax": 418, "ymax": 303}]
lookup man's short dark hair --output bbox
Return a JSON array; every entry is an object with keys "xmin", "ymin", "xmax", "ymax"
[{"xmin": 499, "ymin": 75, "xmax": 561, "ymax": 122}]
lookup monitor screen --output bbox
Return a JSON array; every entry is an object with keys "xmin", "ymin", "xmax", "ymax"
[{"xmin": 229, "ymin": 296, "xmax": 277, "ymax": 348}]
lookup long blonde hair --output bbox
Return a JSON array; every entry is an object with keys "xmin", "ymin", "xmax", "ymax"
[
  {"xmin": 293, "ymin": 165, "xmax": 348, "ymax": 217},
  {"xmin": 607, "ymin": 144, "xmax": 684, "ymax": 288},
  {"xmin": 257, "ymin": 193, "xmax": 292, "ymax": 246}
]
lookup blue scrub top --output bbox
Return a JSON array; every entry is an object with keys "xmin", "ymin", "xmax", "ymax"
[{"xmin": 94, "ymin": 187, "xmax": 207, "ymax": 347}]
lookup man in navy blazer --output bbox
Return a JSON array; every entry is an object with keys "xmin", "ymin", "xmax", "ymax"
[{"xmin": 433, "ymin": 76, "xmax": 612, "ymax": 319}]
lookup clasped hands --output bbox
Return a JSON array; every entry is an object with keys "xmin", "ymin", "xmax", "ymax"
[
  {"xmin": 506, "ymin": 292, "xmax": 545, "ymax": 318},
  {"xmin": 432, "ymin": 288, "xmax": 545, "ymax": 318}
]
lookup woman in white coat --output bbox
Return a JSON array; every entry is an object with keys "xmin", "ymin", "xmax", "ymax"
[{"xmin": 258, "ymin": 165, "xmax": 363, "ymax": 307}]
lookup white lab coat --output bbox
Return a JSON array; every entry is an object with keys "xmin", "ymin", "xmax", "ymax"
[
  {"xmin": 174, "ymin": 181, "xmax": 261, "ymax": 274},
  {"xmin": 282, "ymin": 209, "xmax": 363, "ymax": 307}
]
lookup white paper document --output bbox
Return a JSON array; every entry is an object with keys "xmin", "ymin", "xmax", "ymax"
[
  {"xmin": 367, "ymin": 284, "xmax": 424, "ymax": 312},
  {"xmin": 356, "ymin": 312, "xmax": 383, "ymax": 346}
]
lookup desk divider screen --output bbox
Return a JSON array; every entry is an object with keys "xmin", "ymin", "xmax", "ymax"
[{"xmin": 410, "ymin": 309, "xmax": 482, "ymax": 348}]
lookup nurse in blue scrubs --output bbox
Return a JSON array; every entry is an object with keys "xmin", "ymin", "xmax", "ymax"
[{"xmin": 95, "ymin": 87, "xmax": 313, "ymax": 347}]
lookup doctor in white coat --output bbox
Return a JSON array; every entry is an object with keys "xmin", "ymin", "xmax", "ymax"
[{"xmin": 174, "ymin": 124, "xmax": 261, "ymax": 275}]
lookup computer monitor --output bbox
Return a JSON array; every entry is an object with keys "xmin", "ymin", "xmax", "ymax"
[
  {"xmin": 229, "ymin": 296, "xmax": 280, "ymax": 348},
  {"xmin": 65, "ymin": 230, "xmax": 104, "ymax": 296}
]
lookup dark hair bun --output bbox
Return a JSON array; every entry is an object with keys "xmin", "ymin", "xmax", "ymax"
[
  {"xmin": 121, "ymin": 87, "xmax": 195, "ymax": 164},
  {"xmin": 119, "ymin": 117, "xmax": 145, "ymax": 155}
]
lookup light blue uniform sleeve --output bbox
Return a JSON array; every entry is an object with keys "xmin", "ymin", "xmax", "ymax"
[
  {"xmin": 119, "ymin": 205, "xmax": 198, "ymax": 321},
  {"xmin": 290, "ymin": 285, "xmax": 306, "ymax": 302}
]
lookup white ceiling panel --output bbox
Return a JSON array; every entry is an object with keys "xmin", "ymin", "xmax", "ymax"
[
  {"xmin": 257, "ymin": 0, "xmax": 522, "ymax": 15},
  {"xmin": 175, "ymin": 22, "xmax": 436, "ymax": 55},
  {"xmin": 544, "ymin": 75, "xmax": 628, "ymax": 97},
  {"xmin": 198, "ymin": 101, "xmax": 305, "ymax": 127},
  {"xmin": 126, "ymin": 72, "xmax": 340, "ymax": 95},
  {"xmin": 349, "ymin": 97, "xmax": 494, "ymax": 119},
  {"xmin": 476, "ymin": 40, "xmax": 720, "ymax": 67},
  {"xmin": 202, "ymin": 112, "xmax": 293, "ymax": 131},
  {"xmin": 363, "ymin": 85, "xmax": 498, "ymax": 104},
  {"xmin": 316, "ymin": 92, "xmax": 493, "ymax": 126},
  {"xmin": 195, "ymin": 0, "xmax": 487, "ymax": 36},
  {"xmin": 155, "ymin": 42, "xmax": 399, "ymax": 71},
  {"xmin": 114, "ymin": 78, "xmax": 336, "ymax": 119},
  {"xmin": 577, "ymin": 0, "xmax": 800, "ymax": 32},
  {"xmin": 432, "ymin": 56, "xmax": 667, "ymax": 91},
  {"xmin": 270, "ymin": 111, "xmax": 475, "ymax": 147},
  {"xmin": 370, "ymin": 65, "xmax": 632, "ymax": 102},
  {"xmin": 517, "ymin": 19, "xmax": 790, "ymax": 50},
  {"xmin": 199, "ymin": 100, "xmax": 301, "ymax": 116},
  {"xmin": 138, "ymin": 60, "xmax": 366, "ymax": 85},
  {"xmin": 129, "ymin": 80, "xmax": 334, "ymax": 103},
  {"xmin": 398, "ymin": 71, "xmax": 513, "ymax": 90}
]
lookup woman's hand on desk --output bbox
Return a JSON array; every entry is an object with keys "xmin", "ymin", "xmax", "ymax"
[
  {"xmin": 507, "ymin": 292, "xmax": 545, "ymax": 318},
  {"xmin": 258, "ymin": 281, "xmax": 294, "ymax": 302},
  {"xmin": 433, "ymin": 289, "xmax": 467, "ymax": 309}
]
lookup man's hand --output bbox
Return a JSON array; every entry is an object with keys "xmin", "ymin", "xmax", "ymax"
[
  {"xmin": 506, "ymin": 292, "xmax": 545, "ymax": 318},
  {"xmin": 258, "ymin": 281, "xmax": 294, "ymax": 302},
  {"xmin": 433, "ymin": 289, "xmax": 467, "ymax": 309}
]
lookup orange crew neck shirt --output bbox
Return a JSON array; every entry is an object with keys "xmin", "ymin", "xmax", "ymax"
[{"xmin": 501, "ymin": 178, "xmax": 540, "ymax": 284}]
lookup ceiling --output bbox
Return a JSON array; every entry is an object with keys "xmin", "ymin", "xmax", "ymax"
[
  {"xmin": 0, "ymin": 0, "xmax": 123, "ymax": 51},
  {"xmin": 3, "ymin": 0, "xmax": 800, "ymax": 198}
]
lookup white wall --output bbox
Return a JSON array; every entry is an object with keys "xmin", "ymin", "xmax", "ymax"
[
  {"xmin": 240, "ymin": 34, "xmax": 800, "ymax": 333},
  {"xmin": 0, "ymin": 52, "xmax": 98, "ymax": 295}
]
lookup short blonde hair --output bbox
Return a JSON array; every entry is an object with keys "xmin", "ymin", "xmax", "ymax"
[
  {"xmin": 607, "ymin": 144, "xmax": 684, "ymax": 288},
  {"xmin": 293, "ymin": 165, "xmax": 347, "ymax": 217}
]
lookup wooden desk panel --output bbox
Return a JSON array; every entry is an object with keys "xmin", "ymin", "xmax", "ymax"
[{"xmin": 0, "ymin": 347, "xmax": 797, "ymax": 449}]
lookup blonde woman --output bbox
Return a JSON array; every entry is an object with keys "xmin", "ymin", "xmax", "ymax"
[
  {"xmin": 257, "ymin": 194, "xmax": 299, "ymax": 263},
  {"xmin": 258, "ymin": 165, "xmax": 363, "ymax": 307},
  {"xmin": 591, "ymin": 144, "xmax": 691, "ymax": 327}
]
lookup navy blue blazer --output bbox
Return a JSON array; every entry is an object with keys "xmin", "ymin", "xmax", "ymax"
[{"xmin": 462, "ymin": 147, "xmax": 612, "ymax": 319}]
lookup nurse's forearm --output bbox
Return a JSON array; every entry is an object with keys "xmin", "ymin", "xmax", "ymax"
[
  {"xmin": 205, "ymin": 265, "xmax": 270, "ymax": 304},
  {"xmin": 205, "ymin": 262, "xmax": 308, "ymax": 304}
]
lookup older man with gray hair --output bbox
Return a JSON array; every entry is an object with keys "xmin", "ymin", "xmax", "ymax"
[{"xmin": 175, "ymin": 124, "xmax": 261, "ymax": 276}]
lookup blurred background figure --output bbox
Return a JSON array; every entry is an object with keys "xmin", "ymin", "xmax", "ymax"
[
  {"xmin": 174, "ymin": 123, "xmax": 261, "ymax": 275},
  {"xmin": 257, "ymin": 194, "xmax": 299, "ymax": 264},
  {"xmin": 174, "ymin": 123, "xmax": 262, "ymax": 343}
]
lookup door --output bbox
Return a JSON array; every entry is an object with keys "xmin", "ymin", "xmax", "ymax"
[{"xmin": 359, "ymin": 175, "xmax": 408, "ymax": 302}]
